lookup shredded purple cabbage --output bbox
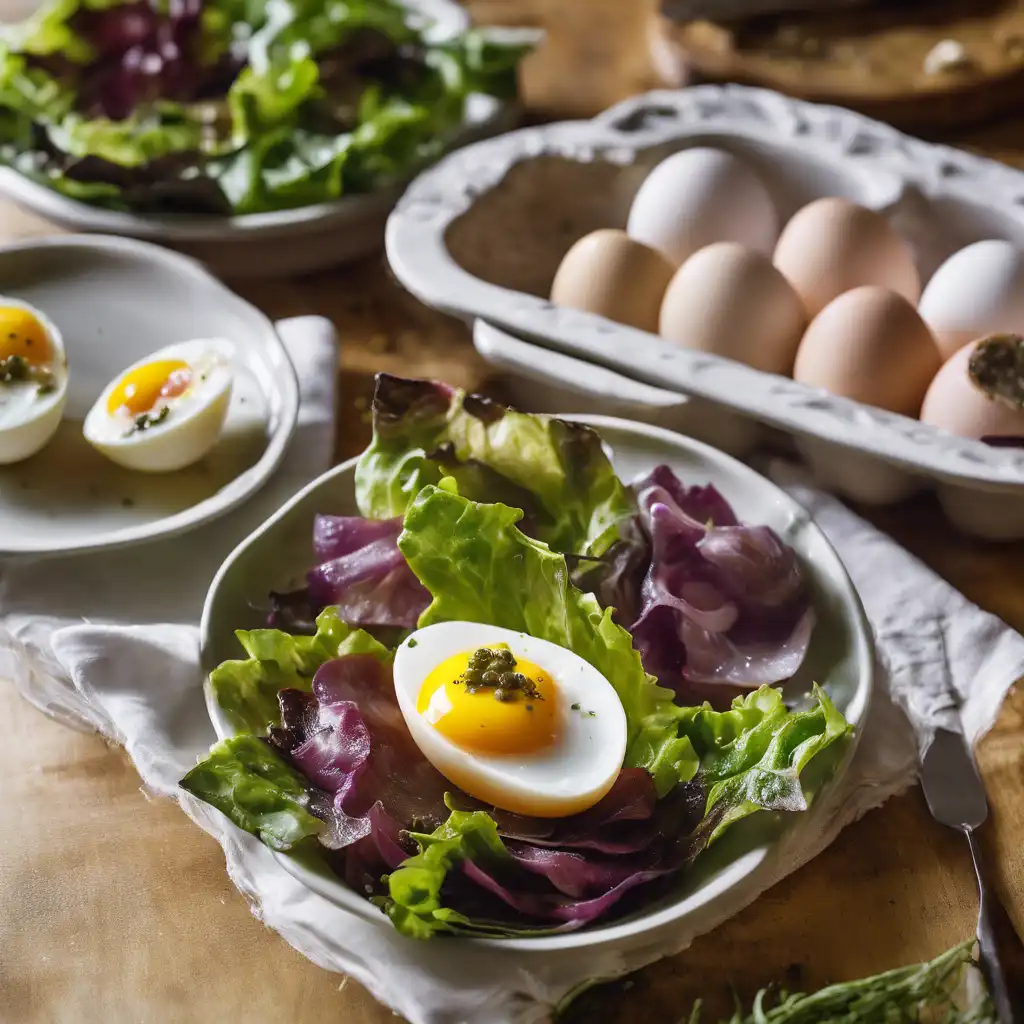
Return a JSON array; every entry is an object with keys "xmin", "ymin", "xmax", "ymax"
[{"xmin": 629, "ymin": 466, "xmax": 814, "ymax": 703}]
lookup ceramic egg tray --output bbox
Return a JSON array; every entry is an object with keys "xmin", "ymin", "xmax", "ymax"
[{"xmin": 386, "ymin": 84, "xmax": 1024, "ymax": 541}]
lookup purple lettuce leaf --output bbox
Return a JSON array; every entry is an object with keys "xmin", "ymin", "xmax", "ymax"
[
  {"xmin": 67, "ymin": 0, "xmax": 242, "ymax": 120},
  {"xmin": 269, "ymin": 653, "xmax": 449, "ymax": 855},
  {"xmin": 460, "ymin": 859, "xmax": 674, "ymax": 928},
  {"xmin": 445, "ymin": 779, "xmax": 718, "ymax": 929},
  {"xmin": 630, "ymin": 466, "xmax": 814, "ymax": 702},
  {"xmin": 270, "ymin": 514, "xmax": 430, "ymax": 632},
  {"xmin": 269, "ymin": 664, "xmax": 711, "ymax": 928}
]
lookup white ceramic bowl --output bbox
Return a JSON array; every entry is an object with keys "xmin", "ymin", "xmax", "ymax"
[
  {"xmin": 386, "ymin": 84, "xmax": 1024, "ymax": 539},
  {"xmin": 0, "ymin": 234, "xmax": 300, "ymax": 557},
  {"xmin": 0, "ymin": 1, "xmax": 520, "ymax": 279},
  {"xmin": 199, "ymin": 415, "xmax": 873, "ymax": 953}
]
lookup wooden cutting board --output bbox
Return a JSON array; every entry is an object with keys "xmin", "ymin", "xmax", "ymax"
[{"xmin": 654, "ymin": 0, "xmax": 1024, "ymax": 130}]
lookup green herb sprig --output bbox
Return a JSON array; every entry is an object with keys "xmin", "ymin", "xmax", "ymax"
[
  {"xmin": 684, "ymin": 941, "xmax": 995, "ymax": 1024},
  {"xmin": 129, "ymin": 404, "xmax": 170, "ymax": 435},
  {"xmin": 557, "ymin": 940, "xmax": 995, "ymax": 1023}
]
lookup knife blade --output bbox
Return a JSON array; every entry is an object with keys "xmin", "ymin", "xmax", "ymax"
[{"xmin": 920, "ymin": 720, "xmax": 1024, "ymax": 1022}]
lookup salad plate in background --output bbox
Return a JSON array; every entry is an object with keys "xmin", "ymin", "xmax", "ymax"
[
  {"xmin": 191, "ymin": 374, "xmax": 872, "ymax": 949},
  {"xmin": 0, "ymin": 0, "xmax": 532, "ymax": 276}
]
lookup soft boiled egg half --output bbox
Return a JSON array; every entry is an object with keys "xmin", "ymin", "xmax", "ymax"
[
  {"xmin": 0, "ymin": 299, "xmax": 68, "ymax": 464},
  {"xmin": 83, "ymin": 338, "xmax": 234, "ymax": 472},
  {"xmin": 394, "ymin": 621, "xmax": 628, "ymax": 818}
]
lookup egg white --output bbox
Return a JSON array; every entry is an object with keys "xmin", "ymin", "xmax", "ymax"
[
  {"xmin": 0, "ymin": 298, "xmax": 68, "ymax": 465},
  {"xmin": 83, "ymin": 338, "xmax": 235, "ymax": 473},
  {"xmin": 393, "ymin": 621, "xmax": 628, "ymax": 818}
]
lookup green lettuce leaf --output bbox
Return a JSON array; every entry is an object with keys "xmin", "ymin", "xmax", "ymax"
[
  {"xmin": 227, "ymin": 55, "xmax": 321, "ymax": 140},
  {"xmin": 0, "ymin": 45, "xmax": 73, "ymax": 123},
  {"xmin": 209, "ymin": 606, "xmax": 391, "ymax": 735},
  {"xmin": 680, "ymin": 684, "xmax": 852, "ymax": 844},
  {"xmin": 383, "ymin": 797, "xmax": 510, "ymax": 939},
  {"xmin": 399, "ymin": 484, "xmax": 852, "ymax": 809},
  {"xmin": 0, "ymin": 0, "xmax": 126, "ymax": 63},
  {"xmin": 398, "ymin": 484, "xmax": 696, "ymax": 795},
  {"xmin": 212, "ymin": 0, "xmax": 416, "ymax": 71},
  {"xmin": 426, "ymin": 28, "xmax": 533, "ymax": 102},
  {"xmin": 180, "ymin": 734, "xmax": 324, "ymax": 851},
  {"xmin": 46, "ymin": 107, "xmax": 205, "ymax": 167},
  {"xmin": 358, "ymin": 376, "xmax": 635, "ymax": 556}
]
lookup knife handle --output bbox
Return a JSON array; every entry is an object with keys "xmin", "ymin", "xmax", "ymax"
[{"xmin": 966, "ymin": 826, "xmax": 1024, "ymax": 1023}]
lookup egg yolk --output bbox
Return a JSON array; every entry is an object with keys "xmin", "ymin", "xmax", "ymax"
[
  {"xmin": 107, "ymin": 359, "xmax": 192, "ymax": 417},
  {"xmin": 0, "ymin": 306, "xmax": 52, "ymax": 366},
  {"xmin": 417, "ymin": 650, "xmax": 560, "ymax": 755}
]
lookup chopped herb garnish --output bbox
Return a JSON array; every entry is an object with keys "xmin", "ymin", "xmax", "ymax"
[
  {"xmin": 129, "ymin": 404, "xmax": 170, "ymax": 435},
  {"xmin": 0, "ymin": 354, "xmax": 55, "ymax": 393},
  {"xmin": 459, "ymin": 645, "xmax": 543, "ymax": 703},
  {"xmin": 407, "ymin": 638, "xmax": 418, "ymax": 648},
  {"xmin": 571, "ymin": 703, "xmax": 580, "ymax": 710}
]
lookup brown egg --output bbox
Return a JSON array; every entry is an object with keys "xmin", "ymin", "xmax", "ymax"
[
  {"xmin": 550, "ymin": 229, "xmax": 675, "ymax": 333},
  {"xmin": 773, "ymin": 198, "xmax": 921, "ymax": 318},
  {"xmin": 921, "ymin": 336, "xmax": 1024, "ymax": 439},
  {"xmin": 793, "ymin": 286, "xmax": 941, "ymax": 415},
  {"xmin": 658, "ymin": 242, "xmax": 807, "ymax": 375}
]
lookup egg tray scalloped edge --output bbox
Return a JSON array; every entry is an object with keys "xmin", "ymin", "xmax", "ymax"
[{"xmin": 385, "ymin": 83, "xmax": 1024, "ymax": 539}]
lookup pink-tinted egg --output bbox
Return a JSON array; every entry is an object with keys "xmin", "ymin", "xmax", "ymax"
[
  {"xmin": 774, "ymin": 198, "xmax": 920, "ymax": 319},
  {"xmin": 659, "ymin": 242, "xmax": 806, "ymax": 374},
  {"xmin": 794, "ymin": 286, "xmax": 940, "ymax": 415},
  {"xmin": 921, "ymin": 338, "xmax": 1024, "ymax": 439},
  {"xmin": 551, "ymin": 229, "xmax": 675, "ymax": 333}
]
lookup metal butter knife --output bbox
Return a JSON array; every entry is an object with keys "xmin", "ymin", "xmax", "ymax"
[{"xmin": 920, "ymin": 722, "xmax": 1024, "ymax": 1021}]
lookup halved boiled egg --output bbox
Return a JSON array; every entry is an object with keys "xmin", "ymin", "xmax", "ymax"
[
  {"xmin": 394, "ymin": 621, "xmax": 627, "ymax": 818},
  {"xmin": 83, "ymin": 338, "xmax": 234, "ymax": 472},
  {"xmin": 0, "ymin": 299, "xmax": 67, "ymax": 464}
]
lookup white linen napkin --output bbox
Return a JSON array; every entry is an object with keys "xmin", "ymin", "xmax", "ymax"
[
  {"xmin": 0, "ymin": 315, "xmax": 339, "ymax": 730},
  {"xmin": 3, "ymin": 351, "xmax": 1024, "ymax": 1023}
]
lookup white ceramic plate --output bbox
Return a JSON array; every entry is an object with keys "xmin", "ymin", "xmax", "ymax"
[
  {"xmin": 199, "ymin": 415, "xmax": 873, "ymax": 954},
  {"xmin": 0, "ymin": 0, "xmax": 522, "ymax": 279},
  {"xmin": 473, "ymin": 319, "xmax": 763, "ymax": 458},
  {"xmin": 0, "ymin": 235, "xmax": 299, "ymax": 558}
]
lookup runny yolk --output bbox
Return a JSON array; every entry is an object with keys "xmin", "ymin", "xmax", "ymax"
[
  {"xmin": 0, "ymin": 306, "xmax": 53, "ymax": 366},
  {"xmin": 106, "ymin": 359, "xmax": 192, "ymax": 417},
  {"xmin": 417, "ymin": 650, "xmax": 560, "ymax": 756}
]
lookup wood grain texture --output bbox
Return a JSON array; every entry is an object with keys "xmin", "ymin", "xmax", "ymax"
[
  {"xmin": 2, "ymin": 2, "xmax": 1024, "ymax": 1022},
  {"xmin": 651, "ymin": 0, "xmax": 1024, "ymax": 132}
]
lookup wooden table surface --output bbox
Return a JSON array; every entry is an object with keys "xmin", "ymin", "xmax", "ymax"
[{"xmin": 3, "ymin": 2, "xmax": 1024, "ymax": 1022}]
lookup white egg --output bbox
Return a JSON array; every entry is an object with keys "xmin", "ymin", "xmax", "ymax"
[
  {"xmin": 393, "ymin": 621, "xmax": 628, "ymax": 818},
  {"xmin": 0, "ymin": 298, "xmax": 67, "ymax": 465},
  {"xmin": 83, "ymin": 338, "xmax": 234, "ymax": 472},
  {"xmin": 626, "ymin": 147, "xmax": 779, "ymax": 266},
  {"xmin": 919, "ymin": 240, "xmax": 1024, "ymax": 360}
]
